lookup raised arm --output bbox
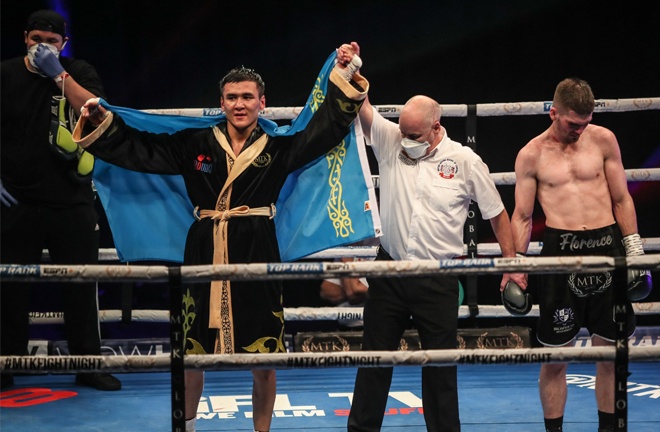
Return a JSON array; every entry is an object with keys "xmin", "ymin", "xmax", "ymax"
[
  {"xmin": 336, "ymin": 42, "xmax": 373, "ymax": 139},
  {"xmin": 32, "ymin": 44, "xmax": 100, "ymax": 114},
  {"xmin": 358, "ymin": 96, "xmax": 374, "ymax": 140}
]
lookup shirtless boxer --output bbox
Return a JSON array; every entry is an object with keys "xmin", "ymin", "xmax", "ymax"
[{"xmin": 511, "ymin": 77, "xmax": 652, "ymax": 432}]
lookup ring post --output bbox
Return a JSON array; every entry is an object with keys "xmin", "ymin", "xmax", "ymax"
[
  {"xmin": 613, "ymin": 257, "xmax": 629, "ymax": 431},
  {"xmin": 168, "ymin": 266, "xmax": 185, "ymax": 432},
  {"xmin": 464, "ymin": 103, "xmax": 480, "ymax": 320}
]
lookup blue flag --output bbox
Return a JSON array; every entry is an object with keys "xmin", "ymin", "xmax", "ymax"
[{"xmin": 92, "ymin": 52, "xmax": 380, "ymax": 263}]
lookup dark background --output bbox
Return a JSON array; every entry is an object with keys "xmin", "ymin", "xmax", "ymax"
[{"xmin": 3, "ymin": 0, "xmax": 659, "ymax": 338}]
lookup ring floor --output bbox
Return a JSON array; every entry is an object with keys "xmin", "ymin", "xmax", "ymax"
[{"xmin": 1, "ymin": 362, "xmax": 658, "ymax": 431}]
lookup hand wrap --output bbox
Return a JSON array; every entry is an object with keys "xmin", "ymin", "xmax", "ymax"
[
  {"xmin": 623, "ymin": 234, "xmax": 653, "ymax": 301},
  {"xmin": 336, "ymin": 54, "xmax": 362, "ymax": 81}
]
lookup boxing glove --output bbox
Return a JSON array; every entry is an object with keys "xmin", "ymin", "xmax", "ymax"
[
  {"xmin": 623, "ymin": 234, "xmax": 653, "ymax": 301},
  {"xmin": 627, "ymin": 269, "xmax": 652, "ymax": 301},
  {"xmin": 501, "ymin": 280, "xmax": 532, "ymax": 316},
  {"xmin": 67, "ymin": 147, "xmax": 94, "ymax": 184},
  {"xmin": 48, "ymin": 96, "xmax": 77, "ymax": 160}
]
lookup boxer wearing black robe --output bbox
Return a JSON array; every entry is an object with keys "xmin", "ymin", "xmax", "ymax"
[{"xmin": 75, "ymin": 54, "xmax": 368, "ymax": 431}]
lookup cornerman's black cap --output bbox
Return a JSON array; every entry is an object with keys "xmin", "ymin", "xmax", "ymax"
[{"xmin": 26, "ymin": 10, "xmax": 66, "ymax": 38}]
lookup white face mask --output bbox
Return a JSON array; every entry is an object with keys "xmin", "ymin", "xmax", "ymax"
[
  {"xmin": 401, "ymin": 137, "xmax": 430, "ymax": 159},
  {"xmin": 27, "ymin": 43, "xmax": 63, "ymax": 70}
]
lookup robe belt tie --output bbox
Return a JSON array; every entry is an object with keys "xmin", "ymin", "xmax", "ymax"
[{"xmin": 194, "ymin": 203, "xmax": 276, "ymax": 221}]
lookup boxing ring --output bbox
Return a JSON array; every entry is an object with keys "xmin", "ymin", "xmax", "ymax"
[{"xmin": 1, "ymin": 97, "xmax": 659, "ymax": 432}]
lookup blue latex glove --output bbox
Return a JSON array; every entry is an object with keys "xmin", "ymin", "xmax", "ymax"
[
  {"xmin": 1, "ymin": 180, "xmax": 18, "ymax": 207},
  {"xmin": 33, "ymin": 44, "xmax": 65, "ymax": 79}
]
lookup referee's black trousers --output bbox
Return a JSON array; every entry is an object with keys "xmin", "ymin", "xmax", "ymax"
[{"xmin": 348, "ymin": 248, "xmax": 460, "ymax": 432}]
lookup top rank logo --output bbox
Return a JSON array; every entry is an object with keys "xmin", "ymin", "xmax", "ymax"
[
  {"xmin": 0, "ymin": 265, "xmax": 39, "ymax": 277},
  {"xmin": 203, "ymin": 108, "xmax": 223, "ymax": 116}
]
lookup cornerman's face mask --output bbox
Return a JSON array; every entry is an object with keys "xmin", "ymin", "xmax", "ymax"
[{"xmin": 27, "ymin": 42, "xmax": 65, "ymax": 71}]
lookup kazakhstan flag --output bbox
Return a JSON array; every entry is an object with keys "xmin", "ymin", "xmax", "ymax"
[{"xmin": 92, "ymin": 52, "xmax": 381, "ymax": 263}]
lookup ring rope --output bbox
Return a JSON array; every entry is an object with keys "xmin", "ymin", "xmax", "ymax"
[
  {"xmin": 143, "ymin": 97, "xmax": 660, "ymax": 119},
  {"xmin": 373, "ymin": 168, "xmax": 660, "ymax": 189},
  {"xmin": 59, "ymin": 236, "xmax": 660, "ymax": 262},
  {"xmin": 3, "ymin": 255, "xmax": 659, "ymax": 283},
  {"xmin": 488, "ymin": 168, "xmax": 659, "ymax": 186},
  {"xmin": 26, "ymin": 303, "xmax": 660, "ymax": 326},
  {"xmin": 2, "ymin": 346, "xmax": 659, "ymax": 374},
  {"xmin": 305, "ymin": 238, "xmax": 660, "ymax": 259}
]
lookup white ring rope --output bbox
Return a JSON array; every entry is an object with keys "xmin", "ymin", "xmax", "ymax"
[
  {"xmin": 2, "ymin": 346, "xmax": 659, "ymax": 374},
  {"xmin": 371, "ymin": 168, "xmax": 660, "ymax": 189},
  {"xmin": 483, "ymin": 168, "xmax": 659, "ymax": 186},
  {"xmin": 143, "ymin": 97, "xmax": 660, "ymax": 119},
  {"xmin": 3, "ymin": 255, "xmax": 659, "ymax": 283},
  {"xmin": 306, "ymin": 238, "xmax": 660, "ymax": 259},
  {"xmin": 282, "ymin": 303, "xmax": 660, "ymax": 320},
  {"xmin": 26, "ymin": 302, "xmax": 660, "ymax": 326},
  {"xmin": 82, "ymin": 236, "xmax": 660, "ymax": 263}
]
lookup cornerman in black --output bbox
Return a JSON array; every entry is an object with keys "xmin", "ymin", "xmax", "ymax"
[{"xmin": 1, "ymin": 9, "xmax": 120, "ymax": 392}]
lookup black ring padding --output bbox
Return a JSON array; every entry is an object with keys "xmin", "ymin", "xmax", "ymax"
[
  {"xmin": 168, "ymin": 266, "xmax": 185, "ymax": 432},
  {"xmin": 463, "ymin": 104, "xmax": 479, "ymax": 320},
  {"xmin": 463, "ymin": 201, "xmax": 479, "ymax": 319},
  {"xmin": 120, "ymin": 282, "xmax": 133, "ymax": 325},
  {"xmin": 465, "ymin": 104, "xmax": 477, "ymax": 151},
  {"xmin": 612, "ymin": 258, "xmax": 629, "ymax": 431},
  {"xmin": 468, "ymin": 298, "xmax": 480, "ymax": 319},
  {"xmin": 168, "ymin": 265, "xmax": 183, "ymax": 287},
  {"xmin": 613, "ymin": 256, "xmax": 627, "ymax": 268},
  {"xmin": 465, "ymin": 202, "xmax": 479, "ymax": 258}
]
